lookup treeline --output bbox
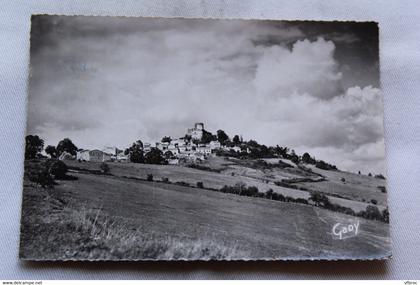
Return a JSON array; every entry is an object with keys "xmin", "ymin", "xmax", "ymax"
[
  {"xmin": 25, "ymin": 135, "xmax": 78, "ymax": 160},
  {"xmin": 206, "ymin": 129, "xmax": 340, "ymax": 171},
  {"xmin": 121, "ymin": 172, "xmax": 389, "ymax": 224},
  {"xmin": 218, "ymin": 184, "xmax": 389, "ymax": 223}
]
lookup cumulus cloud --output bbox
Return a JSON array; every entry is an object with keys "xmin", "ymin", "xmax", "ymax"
[
  {"xmin": 255, "ymin": 38, "xmax": 343, "ymax": 100},
  {"xmin": 27, "ymin": 16, "xmax": 385, "ymax": 173}
]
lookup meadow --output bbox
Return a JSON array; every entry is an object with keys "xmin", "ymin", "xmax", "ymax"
[{"xmin": 19, "ymin": 158, "xmax": 391, "ymax": 260}]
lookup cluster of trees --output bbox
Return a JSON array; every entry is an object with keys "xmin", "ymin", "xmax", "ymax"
[
  {"xmin": 25, "ymin": 135, "xmax": 44, "ymax": 159},
  {"xmin": 124, "ymin": 140, "xmax": 166, "ymax": 165},
  {"xmin": 309, "ymin": 192, "xmax": 389, "ymax": 223},
  {"xmin": 218, "ymin": 183, "xmax": 310, "ymax": 204},
  {"xmin": 214, "ymin": 136, "xmax": 339, "ymax": 171},
  {"xmin": 182, "ymin": 128, "xmax": 239, "ymax": 146},
  {"xmin": 220, "ymin": 182, "xmax": 260, "ymax": 197},
  {"xmin": 27, "ymin": 159, "xmax": 70, "ymax": 188},
  {"xmin": 25, "ymin": 135, "xmax": 78, "ymax": 160}
]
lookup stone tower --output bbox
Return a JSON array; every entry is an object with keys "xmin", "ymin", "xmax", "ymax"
[{"xmin": 187, "ymin": 123, "xmax": 204, "ymax": 140}]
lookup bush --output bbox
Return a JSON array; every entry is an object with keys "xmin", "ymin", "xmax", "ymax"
[
  {"xmin": 285, "ymin": 196, "xmax": 295, "ymax": 202},
  {"xmin": 186, "ymin": 164, "xmax": 221, "ymax": 173},
  {"xmin": 375, "ymin": 174, "xmax": 386, "ymax": 180},
  {"xmin": 340, "ymin": 177, "xmax": 345, "ymax": 183},
  {"xmin": 175, "ymin": 181, "xmax": 190, "ymax": 187},
  {"xmin": 377, "ymin": 186, "xmax": 387, "ymax": 193},
  {"xmin": 315, "ymin": 160, "xmax": 337, "ymax": 171},
  {"xmin": 243, "ymin": 186, "xmax": 259, "ymax": 197},
  {"xmin": 47, "ymin": 160, "xmax": 68, "ymax": 179},
  {"xmin": 196, "ymin": 181, "xmax": 204, "ymax": 188},
  {"xmin": 265, "ymin": 189, "xmax": 274, "ymax": 199},
  {"xmin": 147, "ymin": 174, "xmax": 153, "ymax": 181},
  {"xmin": 219, "ymin": 183, "xmax": 259, "ymax": 197},
  {"xmin": 294, "ymin": 198, "xmax": 309, "ymax": 205},
  {"xmin": 343, "ymin": 208, "xmax": 356, "ymax": 216},
  {"xmin": 371, "ymin": 199, "xmax": 378, "ymax": 205},
  {"xmin": 34, "ymin": 170, "xmax": 55, "ymax": 188},
  {"xmin": 364, "ymin": 205, "xmax": 382, "ymax": 221},
  {"xmin": 309, "ymin": 191, "xmax": 331, "ymax": 207},
  {"xmin": 161, "ymin": 177, "xmax": 169, "ymax": 183},
  {"xmin": 274, "ymin": 193, "xmax": 285, "ymax": 201},
  {"xmin": 100, "ymin": 162, "xmax": 110, "ymax": 174},
  {"xmin": 382, "ymin": 207, "xmax": 390, "ymax": 223}
]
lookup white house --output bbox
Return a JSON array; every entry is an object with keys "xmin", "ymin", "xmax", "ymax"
[
  {"xmin": 143, "ymin": 143, "xmax": 151, "ymax": 153},
  {"xmin": 232, "ymin": 146, "xmax": 241, "ymax": 153},
  {"xmin": 58, "ymin": 151, "xmax": 74, "ymax": 161},
  {"xmin": 76, "ymin": 149, "xmax": 112, "ymax": 162},
  {"xmin": 209, "ymin": 140, "xmax": 221, "ymax": 150}
]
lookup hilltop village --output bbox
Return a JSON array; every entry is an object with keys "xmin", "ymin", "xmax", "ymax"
[{"xmin": 75, "ymin": 123, "xmax": 244, "ymax": 164}]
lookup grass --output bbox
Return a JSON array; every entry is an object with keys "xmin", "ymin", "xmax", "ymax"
[
  {"xmin": 20, "ymin": 160, "xmax": 391, "ymax": 260},
  {"xmin": 65, "ymin": 157, "xmax": 387, "ymax": 213}
]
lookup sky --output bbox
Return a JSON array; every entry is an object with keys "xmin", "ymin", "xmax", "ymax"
[{"xmin": 27, "ymin": 16, "xmax": 386, "ymax": 174}]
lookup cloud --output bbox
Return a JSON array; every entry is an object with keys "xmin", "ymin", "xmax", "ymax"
[
  {"xmin": 250, "ymin": 37, "xmax": 385, "ymax": 173},
  {"xmin": 254, "ymin": 38, "xmax": 343, "ymax": 101},
  {"xmin": 27, "ymin": 17, "xmax": 385, "ymax": 173}
]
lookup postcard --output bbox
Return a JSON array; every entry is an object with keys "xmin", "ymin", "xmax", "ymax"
[{"xmin": 20, "ymin": 15, "xmax": 390, "ymax": 260}]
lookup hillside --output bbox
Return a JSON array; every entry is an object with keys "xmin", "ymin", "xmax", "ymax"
[
  {"xmin": 64, "ymin": 156, "xmax": 387, "ymax": 213},
  {"xmin": 20, "ymin": 160, "xmax": 390, "ymax": 260}
]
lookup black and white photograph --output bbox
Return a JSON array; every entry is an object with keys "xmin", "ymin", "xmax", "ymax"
[{"xmin": 20, "ymin": 15, "xmax": 390, "ymax": 261}]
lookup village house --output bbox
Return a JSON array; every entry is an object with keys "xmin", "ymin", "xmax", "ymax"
[
  {"xmin": 78, "ymin": 123, "xmax": 222, "ymax": 165},
  {"xmin": 209, "ymin": 140, "xmax": 221, "ymax": 150},
  {"xmin": 58, "ymin": 151, "xmax": 74, "ymax": 161},
  {"xmin": 143, "ymin": 143, "xmax": 151, "ymax": 153},
  {"xmin": 76, "ymin": 149, "xmax": 112, "ymax": 162}
]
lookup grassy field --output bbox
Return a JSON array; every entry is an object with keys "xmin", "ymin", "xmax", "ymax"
[
  {"xmin": 20, "ymin": 159, "xmax": 391, "ymax": 260},
  {"xmin": 64, "ymin": 157, "xmax": 387, "ymax": 212}
]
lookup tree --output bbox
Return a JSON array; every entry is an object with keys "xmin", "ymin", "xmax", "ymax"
[
  {"xmin": 375, "ymin": 174, "xmax": 386, "ymax": 180},
  {"xmin": 126, "ymin": 141, "xmax": 144, "ymax": 163},
  {"xmin": 200, "ymin": 130, "xmax": 216, "ymax": 144},
  {"xmin": 161, "ymin": 136, "xmax": 171, "ymax": 143},
  {"xmin": 302, "ymin": 152, "xmax": 310, "ymax": 163},
  {"xmin": 265, "ymin": 189, "xmax": 274, "ymax": 199},
  {"xmin": 365, "ymin": 205, "xmax": 382, "ymax": 220},
  {"xmin": 247, "ymin": 140, "xmax": 260, "ymax": 148},
  {"xmin": 47, "ymin": 160, "xmax": 68, "ymax": 179},
  {"xmin": 232, "ymin": 135, "xmax": 241, "ymax": 145},
  {"xmin": 290, "ymin": 155, "xmax": 300, "ymax": 165},
  {"xmin": 277, "ymin": 146, "xmax": 289, "ymax": 157},
  {"xmin": 100, "ymin": 162, "xmax": 110, "ymax": 174},
  {"xmin": 144, "ymin": 148, "xmax": 165, "ymax": 165},
  {"xmin": 56, "ymin": 138, "xmax": 78, "ymax": 156},
  {"xmin": 382, "ymin": 207, "xmax": 390, "ymax": 223},
  {"xmin": 164, "ymin": 151, "xmax": 174, "ymax": 159},
  {"xmin": 45, "ymin": 145, "xmax": 57, "ymax": 158},
  {"xmin": 217, "ymin": 129, "xmax": 229, "ymax": 144},
  {"xmin": 309, "ymin": 192, "xmax": 331, "ymax": 208},
  {"xmin": 25, "ymin": 135, "xmax": 44, "ymax": 159},
  {"xmin": 302, "ymin": 152, "xmax": 314, "ymax": 164},
  {"xmin": 316, "ymin": 160, "xmax": 337, "ymax": 171}
]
